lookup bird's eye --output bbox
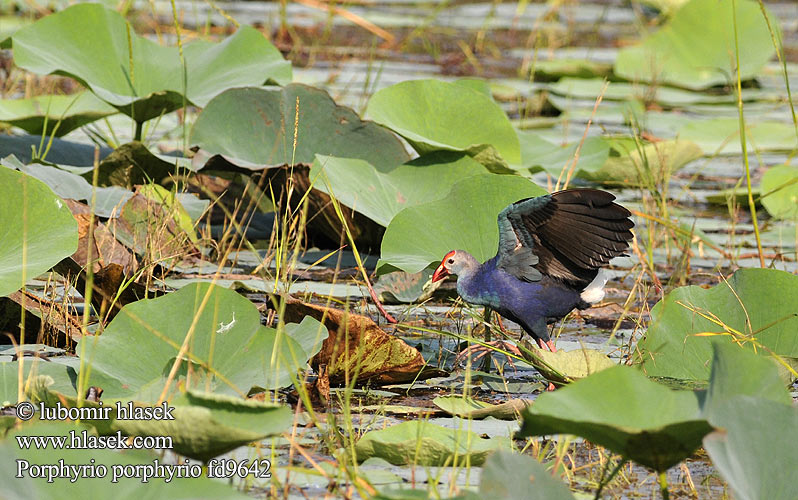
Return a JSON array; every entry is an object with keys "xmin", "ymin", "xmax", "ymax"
[{"xmin": 447, "ymin": 259, "xmax": 454, "ymax": 264}]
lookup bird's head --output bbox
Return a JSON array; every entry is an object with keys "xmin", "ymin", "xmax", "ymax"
[{"xmin": 431, "ymin": 250, "xmax": 472, "ymax": 282}]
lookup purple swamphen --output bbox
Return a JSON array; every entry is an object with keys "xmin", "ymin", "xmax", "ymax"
[{"xmin": 431, "ymin": 188, "xmax": 633, "ymax": 353}]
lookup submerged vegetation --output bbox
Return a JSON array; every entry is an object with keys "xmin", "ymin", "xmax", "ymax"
[{"xmin": 0, "ymin": 0, "xmax": 797, "ymax": 498}]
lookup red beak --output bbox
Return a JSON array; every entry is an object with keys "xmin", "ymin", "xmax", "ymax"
[{"xmin": 431, "ymin": 262, "xmax": 449, "ymax": 283}]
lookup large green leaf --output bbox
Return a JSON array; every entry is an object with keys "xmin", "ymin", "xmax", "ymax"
[
  {"xmin": 379, "ymin": 173, "xmax": 546, "ymax": 274},
  {"xmin": 191, "ymin": 85, "xmax": 409, "ymax": 170},
  {"xmin": 79, "ymin": 282, "xmax": 324, "ymax": 400},
  {"xmin": 366, "ymin": 79, "xmax": 521, "ymax": 169},
  {"xmin": 703, "ymin": 396, "xmax": 798, "ymax": 500},
  {"xmin": 355, "ymin": 420, "xmax": 510, "ymax": 466},
  {"xmin": 517, "ymin": 132, "xmax": 609, "ymax": 178},
  {"xmin": 477, "ymin": 451, "xmax": 575, "ymax": 500},
  {"xmin": 0, "ymin": 167, "xmax": 77, "ymax": 297},
  {"xmin": 311, "ymin": 152, "xmax": 487, "ymax": 226},
  {"xmin": 518, "ymin": 365, "xmax": 712, "ymax": 471},
  {"xmin": 614, "ymin": 0, "xmax": 778, "ymax": 89},
  {"xmin": 761, "ymin": 164, "xmax": 798, "ymax": 220},
  {"xmin": 580, "ymin": 137, "xmax": 702, "ymax": 184},
  {"xmin": 0, "ymin": 91, "xmax": 116, "ymax": 136},
  {"xmin": 11, "ymin": 4, "xmax": 290, "ymax": 122},
  {"xmin": 679, "ymin": 118, "xmax": 798, "ymax": 154},
  {"xmin": 637, "ymin": 268, "xmax": 798, "ymax": 381},
  {"xmin": 2, "ymin": 421, "xmax": 250, "ymax": 498},
  {"xmin": 701, "ymin": 342, "xmax": 791, "ymax": 419}
]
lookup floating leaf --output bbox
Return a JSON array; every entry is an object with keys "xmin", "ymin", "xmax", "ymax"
[
  {"xmin": 478, "ymin": 451, "xmax": 576, "ymax": 500},
  {"xmin": 525, "ymin": 346, "xmax": 617, "ymax": 385},
  {"xmin": 517, "ymin": 132, "xmax": 609, "ymax": 178},
  {"xmin": 637, "ymin": 268, "xmax": 798, "ymax": 381},
  {"xmin": 703, "ymin": 396, "xmax": 798, "ymax": 500},
  {"xmin": 366, "ymin": 79, "xmax": 521, "ymax": 169},
  {"xmin": 191, "ymin": 85, "xmax": 409, "ymax": 170},
  {"xmin": 761, "ymin": 164, "xmax": 798, "ymax": 220},
  {"xmin": 79, "ymin": 283, "xmax": 322, "ymax": 400},
  {"xmin": 96, "ymin": 141, "xmax": 192, "ymax": 189},
  {"xmin": 0, "ymin": 135, "xmax": 112, "ymax": 166},
  {"xmin": 433, "ymin": 396, "xmax": 529, "ymax": 420},
  {"xmin": 579, "ymin": 137, "xmax": 702, "ymax": 184},
  {"xmin": 701, "ymin": 342, "xmax": 791, "ymax": 419},
  {"xmin": 518, "ymin": 366, "xmax": 712, "ymax": 471},
  {"xmin": 679, "ymin": 118, "xmax": 798, "ymax": 154},
  {"xmin": 0, "ymin": 167, "xmax": 77, "ymax": 297},
  {"xmin": 12, "ymin": 4, "xmax": 290, "ymax": 121},
  {"xmin": 614, "ymin": 0, "xmax": 778, "ymax": 89},
  {"xmin": 311, "ymin": 152, "xmax": 487, "ymax": 226},
  {"xmin": 379, "ymin": 173, "xmax": 546, "ymax": 274},
  {"xmin": 0, "ymin": 91, "xmax": 116, "ymax": 136},
  {"xmin": 355, "ymin": 420, "xmax": 510, "ymax": 466}
]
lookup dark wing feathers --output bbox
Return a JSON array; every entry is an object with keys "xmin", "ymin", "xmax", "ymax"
[{"xmin": 496, "ymin": 188, "xmax": 634, "ymax": 287}]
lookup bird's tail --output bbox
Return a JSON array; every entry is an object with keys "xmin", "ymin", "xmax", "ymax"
[{"xmin": 580, "ymin": 269, "xmax": 609, "ymax": 304}]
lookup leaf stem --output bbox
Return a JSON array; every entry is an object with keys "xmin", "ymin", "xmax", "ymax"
[
  {"xmin": 659, "ymin": 471, "xmax": 670, "ymax": 500},
  {"xmin": 732, "ymin": 0, "xmax": 765, "ymax": 267}
]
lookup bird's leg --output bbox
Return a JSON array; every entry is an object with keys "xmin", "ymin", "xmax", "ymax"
[
  {"xmin": 535, "ymin": 338, "xmax": 558, "ymax": 353},
  {"xmin": 480, "ymin": 307, "xmax": 493, "ymax": 373}
]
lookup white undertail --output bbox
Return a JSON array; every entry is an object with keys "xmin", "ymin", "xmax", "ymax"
[{"xmin": 581, "ymin": 269, "xmax": 609, "ymax": 304}]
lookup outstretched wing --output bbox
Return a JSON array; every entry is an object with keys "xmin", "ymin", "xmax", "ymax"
[{"xmin": 496, "ymin": 189, "xmax": 634, "ymax": 288}]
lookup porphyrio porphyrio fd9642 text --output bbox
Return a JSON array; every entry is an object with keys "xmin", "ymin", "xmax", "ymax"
[{"xmin": 431, "ymin": 188, "xmax": 634, "ymax": 353}]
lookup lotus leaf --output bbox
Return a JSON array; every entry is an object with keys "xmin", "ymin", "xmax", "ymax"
[
  {"xmin": 12, "ymin": 4, "xmax": 290, "ymax": 122},
  {"xmin": 311, "ymin": 152, "xmax": 486, "ymax": 226},
  {"xmin": 0, "ymin": 91, "xmax": 116, "ymax": 136},
  {"xmin": 703, "ymin": 396, "xmax": 797, "ymax": 500},
  {"xmin": 0, "ymin": 167, "xmax": 77, "ymax": 297},
  {"xmin": 79, "ymin": 282, "xmax": 324, "ymax": 400},
  {"xmin": 355, "ymin": 420, "xmax": 510, "ymax": 466},
  {"xmin": 614, "ymin": 0, "xmax": 778, "ymax": 89},
  {"xmin": 366, "ymin": 79, "xmax": 521, "ymax": 169},
  {"xmin": 379, "ymin": 173, "xmax": 546, "ymax": 274},
  {"xmin": 191, "ymin": 85, "xmax": 409, "ymax": 170},
  {"xmin": 518, "ymin": 365, "xmax": 712, "ymax": 471},
  {"xmin": 637, "ymin": 268, "xmax": 798, "ymax": 381},
  {"xmin": 761, "ymin": 164, "xmax": 798, "ymax": 220}
]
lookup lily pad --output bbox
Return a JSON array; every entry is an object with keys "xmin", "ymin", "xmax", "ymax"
[
  {"xmin": 0, "ymin": 167, "xmax": 77, "ymax": 297},
  {"xmin": 703, "ymin": 396, "xmax": 798, "ymax": 500},
  {"xmin": 478, "ymin": 451, "xmax": 576, "ymax": 500},
  {"xmin": 526, "ymin": 346, "xmax": 617, "ymax": 385},
  {"xmin": 355, "ymin": 420, "xmax": 510, "ymax": 466},
  {"xmin": 761, "ymin": 164, "xmax": 798, "ymax": 220},
  {"xmin": 637, "ymin": 268, "xmax": 798, "ymax": 381},
  {"xmin": 79, "ymin": 282, "xmax": 322, "ymax": 400},
  {"xmin": 701, "ymin": 342, "xmax": 791, "ymax": 419},
  {"xmin": 518, "ymin": 365, "xmax": 712, "ymax": 471},
  {"xmin": 311, "ymin": 152, "xmax": 487, "ymax": 226},
  {"xmin": 0, "ymin": 134, "xmax": 112, "ymax": 166},
  {"xmin": 2, "ymin": 421, "xmax": 250, "ymax": 497},
  {"xmin": 379, "ymin": 173, "xmax": 546, "ymax": 274},
  {"xmin": 614, "ymin": 0, "xmax": 778, "ymax": 89},
  {"xmin": 678, "ymin": 118, "xmax": 798, "ymax": 154},
  {"xmin": 12, "ymin": 4, "xmax": 290, "ymax": 122},
  {"xmin": 580, "ymin": 137, "xmax": 702, "ymax": 184},
  {"xmin": 366, "ymin": 79, "xmax": 521, "ymax": 169},
  {"xmin": 433, "ymin": 396, "xmax": 529, "ymax": 420},
  {"xmin": 517, "ymin": 132, "xmax": 610, "ymax": 178},
  {"xmin": 0, "ymin": 91, "xmax": 116, "ymax": 136},
  {"xmin": 191, "ymin": 85, "xmax": 409, "ymax": 170}
]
